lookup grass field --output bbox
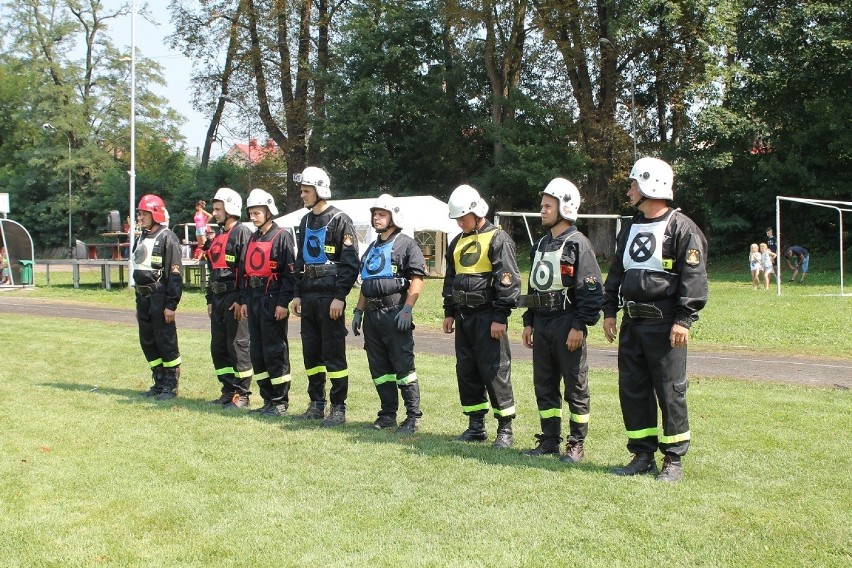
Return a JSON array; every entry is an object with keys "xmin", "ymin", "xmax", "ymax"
[
  {"xmin": 22, "ymin": 257, "xmax": 852, "ymax": 358},
  {"xmin": 1, "ymin": 315, "xmax": 850, "ymax": 566}
]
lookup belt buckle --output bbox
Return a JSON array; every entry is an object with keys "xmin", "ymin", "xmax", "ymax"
[{"xmin": 250, "ymin": 276, "xmax": 263, "ymax": 288}]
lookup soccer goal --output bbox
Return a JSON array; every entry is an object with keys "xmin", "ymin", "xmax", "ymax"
[{"xmin": 775, "ymin": 196, "xmax": 852, "ymax": 296}]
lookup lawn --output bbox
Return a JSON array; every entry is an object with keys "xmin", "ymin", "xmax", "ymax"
[
  {"xmin": 0, "ymin": 316, "xmax": 849, "ymax": 566},
  {"xmin": 22, "ymin": 256, "xmax": 852, "ymax": 358}
]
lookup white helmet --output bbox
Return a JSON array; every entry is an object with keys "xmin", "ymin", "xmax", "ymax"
[
  {"xmin": 370, "ymin": 193, "xmax": 404, "ymax": 229},
  {"xmin": 541, "ymin": 178, "xmax": 581, "ymax": 222},
  {"xmin": 296, "ymin": 166, "xmax": 331, "ymax": 199},
  {"xmin": 213, "ymin": 187, "xmax": 242, "ymax": 217},
  {"xmin": 160, "ymin": 208, "xmax": 170, "ymax": 227},
  {"xmin": 246, "ymin": 188, "xmax": 278, "ymax": 216},
  {"xmin": 629, "ymin": 157, "xmax": 674, "ymax": 200},
  {"xmin": 448, "ymin": 184, "xmax": 488, "ymax": 219}
]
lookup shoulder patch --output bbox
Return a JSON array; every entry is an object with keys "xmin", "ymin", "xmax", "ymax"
[
  {"xmin": 500, "ymin": 272, "xmax": 514, "ymax": 286},
  {"xmin": 343, "ymin": 234, "xmax": 355, "ymax": 247},
  {"xmin": 584, "ymin": 275, "xmax": 598, "ymax": 290},
  {"xmin": 686, "ymin": 249, "xmax": 700, "ymax": 266},
  {"xmin": 171, "ymin": 264, "xmax": 181, "ymax": 274}
]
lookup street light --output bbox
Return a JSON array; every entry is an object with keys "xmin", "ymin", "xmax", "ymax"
[
  {"xmin": 42, "ymin": 123, "xmax": 73, "ymax": 255},
  {"xmin": 599, "ymin": 38, "xmax": 637, "ymax": 161},
  {"xmin": 219, "ymin": 95, "xmax": 253, "ymax": 187}
]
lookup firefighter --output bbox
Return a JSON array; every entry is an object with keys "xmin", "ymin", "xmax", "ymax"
[
  {"xmin": 603, "ymin": 157, "xmax": 709, "ymax": 482},
  {"xmin": 134, "ymin": 194, "xmax": 183, "ymax": 400},
  {"xmin": 442, "ymin": 184, "xmax": 520, "ymax": 448},
  {"xmin": 519, "ymin": 179, "xmax": 603, "ymax": 462},
  {"xmin": 238, "ymin": 189, "xmax": 297, "ymax": 417},
  {"xmin": 290, "ymin": 167, "xmax": 359, "ymax": 427},
  {"xmin": 351, "ymin": 194, "xmax": 426, "ymax": 434},
  {"xmin": 206, "ymin": 187, "xmax": 254, "ymax": 408}
]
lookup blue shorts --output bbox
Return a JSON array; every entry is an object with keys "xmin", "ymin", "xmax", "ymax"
[
  {"xmin": 800, "ymin": 256, "xmax": 809, "ymax": 273},
  {"xmin": 195, "ymin": 227, "xmax": 206, "ymax": 237}
]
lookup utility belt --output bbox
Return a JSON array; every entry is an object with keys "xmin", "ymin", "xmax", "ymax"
[
  {"xmin": 623, "ymin": 298, "xmax": 676, "ymax": 320},
  {"xmin": 136, "ymin": 282, "xmax": 164, "ymax": 297},
  {"xmin": 248, "ymin": 275, "xmax": 276, "ymax": 289},
  {"xmin": 209, "ymin": 281, "xmax": 236, "ymax": 295},
  {"xmin": 304, "ymin": 263, "xmax": 338, "ymax": 279},
  {"xmin": 451, "ymin": 289, "xmax": 494, "ymax": 308},
  {"xmin": 364, "ymin": 293, "xmax": 404, "ymax": 311},
  {"xmin": 517, "ymin": 289, "xmax": 572, "ymax": 310}
]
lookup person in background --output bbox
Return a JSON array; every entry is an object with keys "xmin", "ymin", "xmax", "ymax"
[
  {"xmin": 206, "ymin": 188, "xmax": 254, "ymax": 408},
  {"xmin": 0, "ymin": 246, "xmax": 9, "ymax": 284},
  {"xmin": 193, "ymin": 200, "xmax": 215, "ymax": 259},
  {"xmin": 785, "ymin": 246, "xmax": 810, "ymax": 283},
  {"xmin": 443, "ymin": 184, "xmax": 520, "ymax": 449},
  {"xmin": 133, "ymin": 194, "xmax": 183, "ymax": 400},
  {"xmin": 291, "ymin": 167, "xmax": 360, "ymax": 427},
  {"xmin": 238, "ymin": 189, "xmax": 298, "ymax": 416},
  {"xmin": 748, "ymin": 243, "xmax": 762, "ymax": 290},
  {"xmin": 603, "ymin": 157, "xmax": 708, "ymax": 483},
  {"xmin": 351, "ymin": 194, "xmax": 426, "ymax": 434},
  {"xmin": 519, "ymin": 178, "xmax": 603, "ymax": 463},
  {"xmin": 760, "ymin": 243, "xmax": 777, "ymax": 290}
]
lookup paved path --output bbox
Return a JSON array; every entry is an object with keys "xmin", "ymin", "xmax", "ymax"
[{"xmin": 1, "ymin": 295, "xmax": 849, "ymax": 389}]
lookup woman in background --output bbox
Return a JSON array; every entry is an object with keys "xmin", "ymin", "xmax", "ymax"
[{"xmin": 193, "ymin": 200, "xmax": 215, "ymax": 259}]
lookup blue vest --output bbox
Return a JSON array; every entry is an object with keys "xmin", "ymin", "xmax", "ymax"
[{"xmin": 360, "ymin": 239, "xmax": 396, "ymax": 281}]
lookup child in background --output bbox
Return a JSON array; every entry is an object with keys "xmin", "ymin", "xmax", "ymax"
[
  {"xmin": 749, "ymin": 243, "xmax": 762, "ymax": 289},
  {"xmin": 760, "ymin": 242, "xmax": 777, "ymax": 290},
  {"xmin": 0, "ymin": 246, "xmax": 9, "ymax": 284}
]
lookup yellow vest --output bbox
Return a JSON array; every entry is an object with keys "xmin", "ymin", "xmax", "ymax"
[{"xmin": 453, "ymin": 230, "xmax": 495, "ymax": 274}]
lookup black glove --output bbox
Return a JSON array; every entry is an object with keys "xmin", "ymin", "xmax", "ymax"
[
  {"xmin": 395, "ymin": 305, "xmax": 413, "ymax": 331},
  {"xmin": 351, "ymin": 308, "xmax": 364, "ymax": 336}
]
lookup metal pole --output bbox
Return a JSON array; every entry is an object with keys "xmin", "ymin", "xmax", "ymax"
[
  {"xmin": 128, "ymin": 0, "xmax": 137, "ymax": 286},
  {"xmin": 67, "ymin": 137, "xmax": 72, "ymax": 253},
  {"xmin": 631, "ymin": 68, "xmax": 637, "ymax": 161},
  {"xmin": 776, "ymin": 196, "xmax": 781, "ymax": 296},
  {"xmin": 248, "ymin": 121, "xmax": 252, "ymax": 188}
]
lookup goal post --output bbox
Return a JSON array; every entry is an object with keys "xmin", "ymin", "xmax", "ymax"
[
  {"xmin": 776, "ymin": 196, "xmax": 852, "ymax": 296},
  {"xmin": 494, "ymin": 211, "xmax": 625, "ymax": 254}
]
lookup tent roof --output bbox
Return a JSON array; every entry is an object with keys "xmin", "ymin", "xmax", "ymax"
[{"xmin": 274, "ymin": 195, "xmax": 460, "ymax": 238}]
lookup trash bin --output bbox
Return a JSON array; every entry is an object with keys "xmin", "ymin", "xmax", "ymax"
[{"xmin": 19, "ymin": 260, "xmax": 34, "ymax": 285}]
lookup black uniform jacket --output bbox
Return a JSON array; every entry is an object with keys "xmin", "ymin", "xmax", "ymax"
[
  {"xmin": 521, "ymin": 225, "xmax": 603, "ymax": 334},
  {"xmin": 603, "ymin": 208, "xmax": 708, "ymax": 328},
  {"xmin": 442, "ymin": 219, "xmax": 521, "ymax": 325},
  {"xmin": 294, "ymin": 205, "xmax": 359, "ymax": 301}
]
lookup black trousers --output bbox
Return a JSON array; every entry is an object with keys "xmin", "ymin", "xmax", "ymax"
[
  {"xmin": 136, "ymin": 291, "xmax": 181, "ymax": 373},
  {"xmin": 454, "ymin": 308, "xmax": 515, "ymax": 418},
  {"xmin": 300, "ymin": 295, "xmax": 348, "ymax": 407},
  {"xmin": 210, "ymin": 289, "xmax": 252, "ymax": 395},
  {"xmin": 618, "ymin": 319, "xmax": 690, "ymax": 457},
  {"xmin": 364, "ymin": 305, "xmax": 421, "ymax": 418},
  {"xmin": 532, "ymin": 312, "xmax": 589, "ymax": 443},
  {"xmin": 247, "ymin": 291, "xmax": 291, "ymax": 405}
]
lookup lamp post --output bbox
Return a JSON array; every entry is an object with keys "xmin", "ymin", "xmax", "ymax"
[
  {"xmin": 42, "ymin": 123, "xmax": 73, "ymax": 254},
  {"xmin": 219, "ymin": 95, "xmax": 252, "ymax": 187},
  {"xmin": 599, "ymin": 38, "xmax": 637, "ymax": 161}
]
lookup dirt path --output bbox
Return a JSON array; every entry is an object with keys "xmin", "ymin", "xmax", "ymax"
[{"xmin": 1, "ymin": 294, "xmax": 849, "ymax": 389}]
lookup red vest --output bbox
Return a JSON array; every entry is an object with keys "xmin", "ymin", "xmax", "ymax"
[{"xmin": 244, "ymin": 240, "xmax": 275, "ymax": 277}]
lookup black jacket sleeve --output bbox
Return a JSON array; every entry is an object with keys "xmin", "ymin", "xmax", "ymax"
[
  {"xmin": 275, "ymin": 229, "xmax": 297, "ymax": 308},
  {"xmin": 163, "ymin": 230, "xmax": 183, "ymax": 311},
  {"xmin": 489, "ymin": 229, "xmax": 521, "ymax": 325},
  {"xmin": 331, "ymin": 214, "xmax": 360, "ymax": 301},
  {"xmin": 570, "ymin": 234, "xmax": 604, "ymax": 333},
  {"xmin": 442, "ymin": 235, "xmax": 460, "ymax": 318},
  {"xmin": 672, "ymin": 212, "xmax": 709, "ymax": 328},
  {"xmin": 602, "ymin": 219, "xmax": 632, "ymax": 319},
  {"xmin": 521, "ymin": 243, "xmax": 537, "ymax": 328},
  {"xmin": 293, "ymin": 215, "xmax": 307, "ymax": 298}
]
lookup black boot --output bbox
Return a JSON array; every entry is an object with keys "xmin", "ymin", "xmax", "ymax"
[
  {"xmin": 397, "ymin": 416, "xmax": 420, "ymax": 435},
  {"xmin": 299, "ymin": 400, "xmax": 326, "ymax": 420},
  {"xmin": 155, "ymin": 366, "xmax": 179, "ymax": 401},
  {"xmin": 655, "ymin": 456, "xmax": 683, "ymax": 482},
  {"xmin": 141, "ymin": 367, "xmax": 162, "ymax": 397},
  {"xmin": 321, "ymin": 404, "xmax": 346, "ymax": 427},
  {"xmin": 612, "ymin": 452, "xmax": 658, "ymax": 476},
  {"xmin": 224, "ymin": 393, "xmax": 250, "ymax": 409},
  {"xmin": 250, "ymin": 400, "xmax": 273, "ymax": 414},
  {"xmin": 208, "ymin": 390, "xmax": 232, "ymax": 405},
  {"xmin": 454, "ymin": 414, "xmax": 487, "ymax": 442},
  {"xmin": 492, "ymin": 418, "xmax": 513, "ymax": 449},
  {"xmin": 522, "ymin": 434, "xmax": 561, "ymax": 456},
  {"xmin": 370, "ymin": 415, "xmax": 398, "ymax": 430}
]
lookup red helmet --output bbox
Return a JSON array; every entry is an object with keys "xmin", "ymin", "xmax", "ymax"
[{"xmin": 138, "ymin": 194, "xmax": 166, "ymax": 223}]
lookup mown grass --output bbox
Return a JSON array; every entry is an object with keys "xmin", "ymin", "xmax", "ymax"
[
  {"xmin": 1, "ymin": 316, "xmax": 850, "ymax": 566},
  {"xmin": 22, "ymin": 255, "xmax": 852, "ymax": 358}
]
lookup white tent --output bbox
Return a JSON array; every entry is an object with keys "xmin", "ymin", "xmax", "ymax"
[{"xmin": 274, "ymin": 195, "xmax": 461, "ymax": 276}]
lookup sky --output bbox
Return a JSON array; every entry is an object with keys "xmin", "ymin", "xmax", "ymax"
[{"xmin": 113, "ymin": 0, "xmax": 220, "ymax": 158}]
